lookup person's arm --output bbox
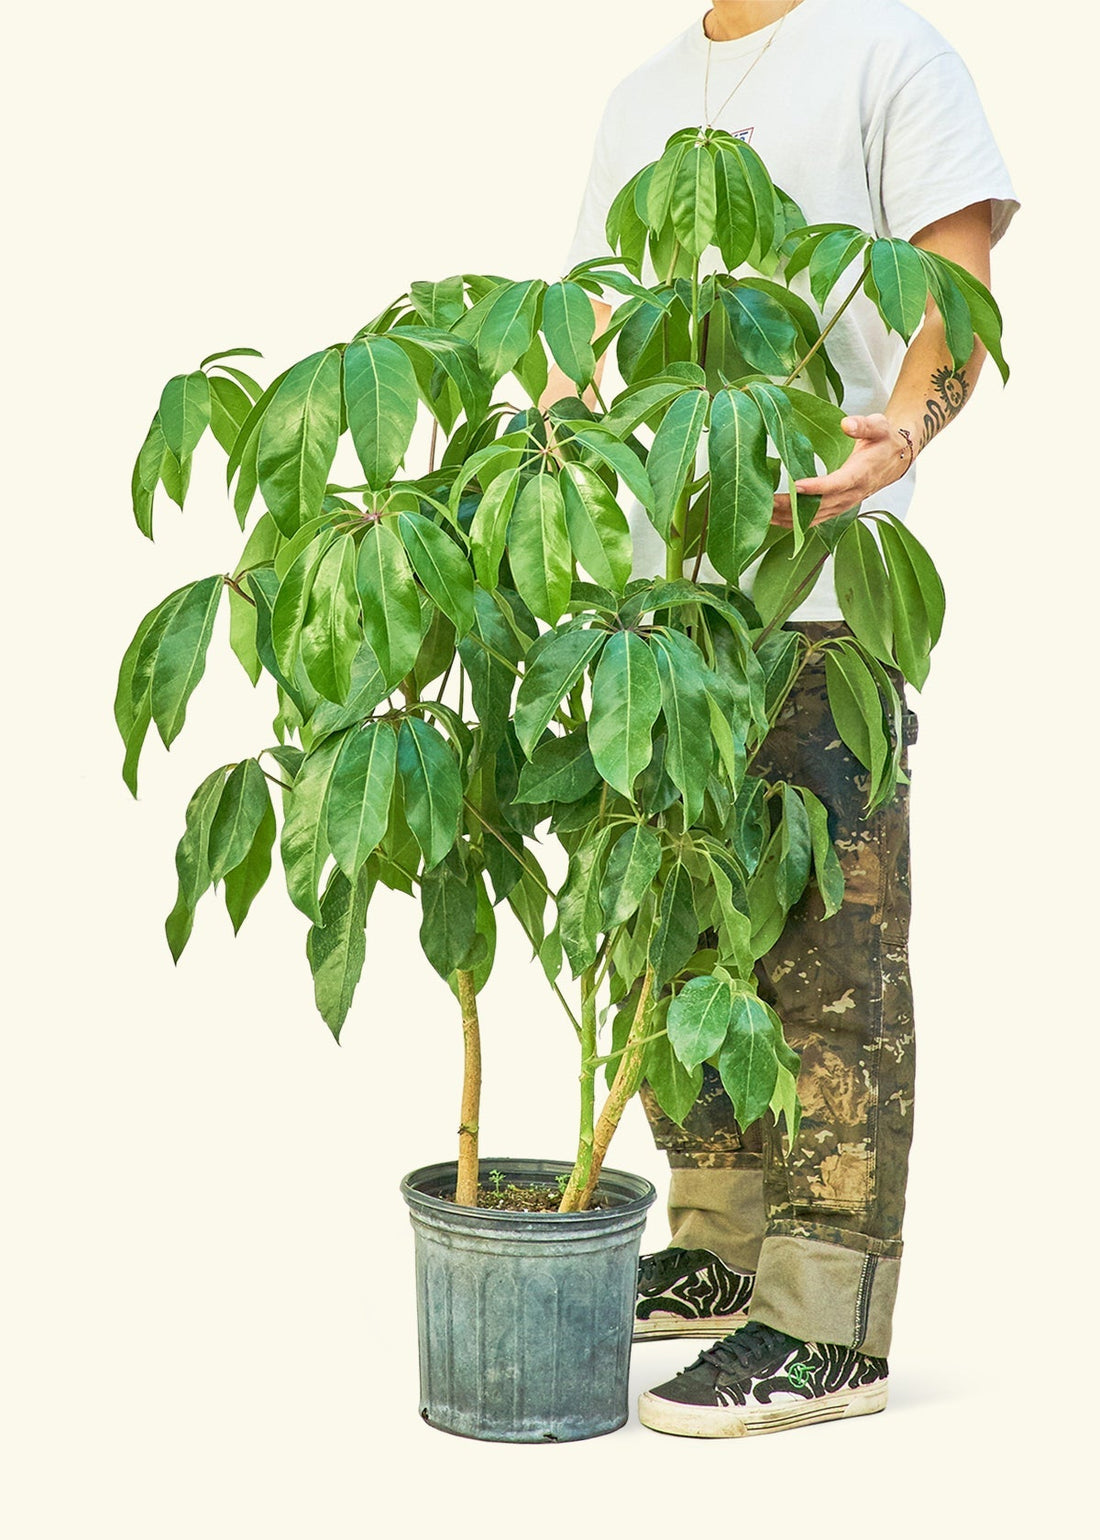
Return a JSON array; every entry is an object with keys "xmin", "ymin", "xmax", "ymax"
[
  {"xmin": 771, "ymin": 198, "xmax": 994, "ymax": 528},
  {"xmin": 539, "ymin": 297, "xmax": 614, "ymax": 415}
]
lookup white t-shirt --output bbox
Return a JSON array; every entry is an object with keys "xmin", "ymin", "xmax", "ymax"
[{"xmin": 562, "ymin": 0, "xmax": 1018, "ymax": 620}]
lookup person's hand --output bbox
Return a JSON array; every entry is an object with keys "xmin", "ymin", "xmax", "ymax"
[{"xmin": 771, "ymin": 413, "xmax": 913, "ymax": 528}]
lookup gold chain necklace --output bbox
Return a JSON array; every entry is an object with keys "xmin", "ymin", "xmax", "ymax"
[{"xmin": 703, "ymin": 1, "xmax": 799, "ymax": 128}]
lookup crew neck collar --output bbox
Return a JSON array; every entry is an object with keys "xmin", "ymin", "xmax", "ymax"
[{"xmin": 687, "ymin": 1, "xmax": 821, "ymax": 60}]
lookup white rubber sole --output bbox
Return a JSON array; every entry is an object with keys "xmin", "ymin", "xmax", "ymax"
[
  {"xmin": 637, "ymin": 1380, "xmax": 888, "ymax": 1438},
  {"xmin": 632, "ymin": 1310, "xmax": 750, "ymax": 1343}
]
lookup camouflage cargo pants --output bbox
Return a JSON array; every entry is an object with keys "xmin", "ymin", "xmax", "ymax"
[{"xmin": 639, "ymin": 621, "xmax": 918, "ymax": 1358}]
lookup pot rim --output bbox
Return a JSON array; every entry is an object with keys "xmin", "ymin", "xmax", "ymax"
[{"xmin": 400, "ymin": 1156, "xmax": 656, "ymax": 1227}]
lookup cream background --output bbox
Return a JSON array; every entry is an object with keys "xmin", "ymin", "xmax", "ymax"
[{"xmin": 2, "ymin": 3, "xmax": 1088, "ymax": 1535}]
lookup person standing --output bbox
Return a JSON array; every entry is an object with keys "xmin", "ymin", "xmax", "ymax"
[{"xmin": 548, "ymin": 0, "xmax": 1017, "ymax": 1438}]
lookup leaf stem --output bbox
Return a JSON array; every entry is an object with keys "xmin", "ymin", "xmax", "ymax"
[{"xmin": 782, "ymin": 254, "xmax": 872, "ymax": 390}]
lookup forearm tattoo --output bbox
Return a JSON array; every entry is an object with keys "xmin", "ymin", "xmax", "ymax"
[{"xmin": 919, "ymin": 364, "xmax": 970, "ymax": 449}]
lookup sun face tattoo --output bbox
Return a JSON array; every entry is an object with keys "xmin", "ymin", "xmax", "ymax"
[{"xmin": 920, "ymin": 363, "xmax": 970, "ymax": 449}]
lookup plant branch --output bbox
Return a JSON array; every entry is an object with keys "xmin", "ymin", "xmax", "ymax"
[
  {"xmin": 454, "ymin": 969, "xmax": 481, "ymax": 1206},
  {"xmin": 782, "ymin": 253, "xmax": 872, "ymax": 390}
]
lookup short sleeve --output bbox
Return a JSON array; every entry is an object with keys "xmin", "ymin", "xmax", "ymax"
[
  {"xmin": 561, "ymin": 101, "xmax": 623, "ymax": 290},
  {"xmin": 871, "ymin": 50, "xmax": 1019, "ymax": 247}
]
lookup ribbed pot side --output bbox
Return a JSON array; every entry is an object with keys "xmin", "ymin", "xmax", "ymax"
[{"xmin": 400, "ymin": 1159, "xmax": 657, "ymax": 1443}]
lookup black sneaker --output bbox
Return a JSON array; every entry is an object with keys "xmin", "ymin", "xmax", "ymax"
[
  {"xmin": 634, "ymin": 1247, "xmax": 754, "ymax": 1342},
  {"xmin": 638, "ymin": 1319, "xmax": 889, "ymax": 1438}
]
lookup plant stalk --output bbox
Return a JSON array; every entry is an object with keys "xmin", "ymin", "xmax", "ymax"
[
  {"xmin": 569, "ymin": 966, "xmax": 600, "ymax": 1201},
  {"xmin": 782, "ymin": 253, "xmax": 872, "ymax": 389},
  {"xmin": 454, "ymin": 969, "xmax": 481, "ymax": 1207},
  {"xmin": 558, "ymin": 966, "xmax": 654, "ymax": 1212}
]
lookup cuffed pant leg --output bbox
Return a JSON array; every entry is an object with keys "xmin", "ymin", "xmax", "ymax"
[
  {"xmin": 748, "ymin": 1226, "xmax": 901, "ymax": 1358},
  {"xmin": 667, "ymin": 1165, "xmax": 765, "ymax": 1274}
]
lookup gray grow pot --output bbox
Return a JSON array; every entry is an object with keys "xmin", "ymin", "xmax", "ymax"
[{"xmin": 400, "ymin": 1158, "xmax": 656, "ymax": 1443}]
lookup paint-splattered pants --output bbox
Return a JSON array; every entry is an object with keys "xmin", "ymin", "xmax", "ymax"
[{"xmin": 639, "ymin": 621, "xmax": 918, "ymax": 1358}]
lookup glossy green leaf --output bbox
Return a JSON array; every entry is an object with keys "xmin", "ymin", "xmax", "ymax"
[
  {"xmin": 559, "ymin": 462, "xmax": 632, "ymax": 592},
  {"xmin": 410, "ymin": 277, "xmax": 465, "ymax": 328},
  {"xmin": 469, "ymin": 468, "xmax": 520, "ymax": 590},
  {"xmin": 165, "ymin": 766, "xmax": 229, "ymax": 961},
  {"xmin": 718, "ymin": 139, "xmax": 775, "ymax": 258},
  {"xmin": 870, "ymin": 238, "xmax": 929, "ymax": 343},
  {"xmin": 223, "ymin": 796, "xmax": 276, "ymax": 934},
  {"xmin": 824, "ymin": 644, "xmax": 889, "ymax": 796},
  {"xmin": 299, "ymin": 533, "xmax": 362, "ymax": 703},
  {"xmin": 326, "ymin": 720, "xmax": 398, "ymax": 879},
  {"xmin": 543, "ymin": 280, "xmax": 597, "ymax": 388},
  {"xmin": 651, "ymin": 629, "xmax": 712, "ymax": 825},
  {"xmin": 923, "ymin": 252, "xmax": 1008, "ymax": 382},
  {"xmin": 307, "ymin": 863, "xmax": 375, "ymax": 1040},
  {"xmin": 643, "ymin": 1023, "xmax": 704, "ymax": 1127},
  {"xmin": 712, "ymin": 143, "xmax": 756, "ymax": 270},
  {"xmin": 776, "ymin": 782, "xmax": 812, "ymax": 911},
  {"xmin": 800, "ymin": 785, "xmax": 844, "ymax": 918},
  {"xmin": 397, "ymin": 716, "xmax": 462, "ymax": 870},
  {"xmin": 397, "ymin": 509, "xmax": 475, "ymax": 635},
  {"xmin": 875, "ymin": 511, "xmax": 945, "ymax": 649},
  {"xmin": 514, "ymin": 729, "xmax": 600, "ymax": 805},
  {"xmin": 131, "ymin": 415, "xmax": 167, "ymax": 539},
  {"xmin": 720, "ymin": 285, "xmax": 799, "ymax": 376},
  {"xmin": 514, "ymin": 626, "xmax": 606, "ymax": 755},
  {"xmin": 343, "ymin": 336, "xmax": 420, "ymax": 488},
  {"xmin": 463, "ymin": 279, "xmax": 544, "ymax": 381},
  {"xmin": 270, "ymin": 530, "xmax": 335, "ymax": 681},
  {"xmin": 667, "ymin": 974, "xmax": 734, "ymax": 1070},
  {"xmin": 744, "ymin": 381, "xmax": 818, "ymax": 549},
  {"xmin": 208, "ymin": 374, "xmax": 253, "ymax": 455},
  {"xmin": 707, "ymin": 388, "xmax": 774, "ymax": 581},
  {"xmin": 258, "ymin": 348, "xmax": 342, "ymax": 536},
  {"xmin": 835, "ymin": 519, "xmax": 895, "ymax": 664},
  {"xmin": 647, "ymin": 389, "xmax": 709, "ymax": 543},
  {"xmin": 874, "ymin": 519, "xmax": 933, "ymax": 690},
  {"xmin": 645, "ymin": 136, "xmax": 692, "ymax": 231},
  {"xmin": 649, "ymin": 858, "xmax": 699, "ymax": 985},
  {"xmin": 149, "ymin": 575, "xmax": 223, "ymax": 749},
  {"xmin": 567, "ymin": 426, "xmax": 655, "ymax": 511},
  {"xmin": 279, "ymin": 734, "xmax": 343, "ymax": 924},
  {"xmin": 558, "ymin": 827, "xmax": 614, "ymax": 977},
  {"xmin": 508, "ymin": 473, "xmax": 573, "ymax": 625},
  {"xmin": 458, "ymin": 588, "xmax": 525, "ymax": 756},
  {"xmin": 355, "ymin": 519, "xmax": 424, "ymax": 685},
  {"xmin": 419, "ymin": 850, "xmax": 479, "ymax": 977},
  {"xmin": 671, "ymin": 144, "xmax": 717, "ymax": 258},
  {"xmin": 589, "ymin": 630, "xmax": 662, "ymax": 798},
  {"xmin": 718, "ymin": 992, "xmax": 780, "ymax": 1128},
  {"xmin": 808, "ymin": 228, "xmax": 870, "ymax": 308},
  {"xmin": 158, "ymin": 371, "xmax": 211, "ymax": 460},
  {"xmin": 208, "ymin": 759, "xmax": 270, "ymax": 884},
  {"xmin": 600, "ymin": 824, "xmax": 662, "ymax": 929}
]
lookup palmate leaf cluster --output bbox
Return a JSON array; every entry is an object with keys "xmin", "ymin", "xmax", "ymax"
[{"xmin": 117, "ymin": 126, "xmax": 1006, "ymax": 1149}]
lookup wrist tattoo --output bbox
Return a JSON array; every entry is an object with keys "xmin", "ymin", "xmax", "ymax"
[{"xmin": 919, "ymin": 364, "xmax": 970, "ymax": 450}]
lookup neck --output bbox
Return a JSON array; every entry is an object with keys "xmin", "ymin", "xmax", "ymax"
[{"xmin": 703, "ymin": 2, "xmax": 798, "ymax": 42}]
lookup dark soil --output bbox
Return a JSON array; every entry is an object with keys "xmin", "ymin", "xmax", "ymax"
[{"xmin": 440, "ymin": 1182, "xmax": 611, "ymax": 1212}]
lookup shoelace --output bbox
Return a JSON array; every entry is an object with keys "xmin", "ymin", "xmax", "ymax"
[
  {"xmin": 637, "ymin": 1248, "xmax": 687, "ymax": 1288},
  {"xmin": 695, "ymin": 1320, "xmax": 799, "ymax": 1375}
]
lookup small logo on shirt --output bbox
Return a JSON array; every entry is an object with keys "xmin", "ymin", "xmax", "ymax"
[{"xmin": 730, "ymin": 126, "xmax": 754, "ymax": 143}]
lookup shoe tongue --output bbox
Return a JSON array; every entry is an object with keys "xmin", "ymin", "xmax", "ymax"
[{"xmin": 715, "ymin": 1320, "xmax": 801, "ymax": 1371}]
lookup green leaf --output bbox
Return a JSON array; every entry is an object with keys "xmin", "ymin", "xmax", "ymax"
[
  {"xmin": 419, "ymin": 850, "xmax": 479, "ymax": 977},
  {"xmin": 158, "ymin": 371, "xmax": 211, "ymax": 460},
  {"xmin": 567, "ymin": 426, "xmax": 655, "ymax": 511},
  {"xmin": 834, "ymin": 519, "xmax": 895, "ymax": 665},
  {"xmin": 299, "ymin": 533, "xmax": 362, "ymax": 703},
  {"xmin": 646, "ymin": 389, "xmax": 709, "ymax": 543},
  {"xmin": 712, "ymin": 143, "xmax": 756, "ymax": 271},
  {"xmin": 514, "ymin": 729, "xmax": 600, "ymax": 805},
  {"xmin": 270, "ymin": 530, "xmax": 335, "ymax": 682},
  {"xmin": 514, "ymin": 627, "xmax": 605, "ymax": 756},
  {"xmin": 543, "ymin": 280, "xmax": 596, "ymax": 388},
  {"xmin": 559, "ymin": 462, "xmax": 632, "ymax": 592},
  {"xmin": 115, "ymin": 600, "xmax": 167, "ymax": 794},
  {"xmin": 589, "ymin": 629, "xmax": 662, "ymax": 798},
  {"xmin": 800, "ymin": 786, "xmax": 844, "ymax": 918},
  {"xmin": 643, "ymin": 1020, "xmax": 704, "ymax": 1127},
  {"xmin": 743, "ymin": 382, "xmax": 818, "ymax": 550},
  {"xmin": 707, "ymin": 388, "xmax": 773, "ymax": 581},
  {"xmin": 462, "ymin": 279, "xmax": 544, "ymax": 381},
  {"xmin": 280, "ymin": 735, "xmax": 343, "ymax": 924},
  {"xmin": 922, "ymin": 252, "xmax": 1008, "ymax": 382},
  {"xmin": 409, "ymin": 277, "xmax": 465, "ymax": 328},
  {"xmin": 824, "ymin": 644, "xmax": 889, "ymax": 797},
  {"xmin": 671, "ymin": 143, "xmax": 717, "ymax": 258},
  {"xmin": 719, "ymin": 285, "xmax": 799, "ymax": 376},
  {"xmin": 869, "ymin": 239, "xmax": 929, "ymax": 343},
  {"xmin": 874, "ymin": 519, "xmax": 932, "ymax": 690},
  {"xmin": 165, "ymin": 766, "xmax": 229, "ymax": 962},
  {"xmin": 343, "ymin": 336, "xmax": 420, "ymax": 489},
  {"xmin": 208, "ymin": 759, "xmax": 270, "ymax": 884},
  {"xmin": 649, "ymin": 858, "xmax": 699, "ymax": 985},
  {"xmin": 397, "ymin": 509, "xmax": 475, "ymax": 635},
  {"xmin": 131, "ymin": 415, "xmax": 167, "ymax": 539},
  {"xmin": 650, "ymin": 629, "xmax": 713, "ymax": 825},
  {"xmin": 807, "ymin": 228, "xmax": 871, "ymax": 308},
  {"xmin": 769, "ymin": 1059, "xmax": 801, "ymax": 1143},
  {"xmin": 508, "ymin": 473, "xmax": 573, "ymax": 626},
  {"xmin": 718, "ymin": 138, "xmax": 775, "ymax": 257},
  {"xmin": 645, "ymin": 136, "xmax": 692, "ymax": 231},
  {"xmin": 388, "ymin": 327, "xmax": 490, "ymax": 432},
  {"xmin": 718, "ymin": 992, "xmax": 780, "ymax": 1128},
  {"xmin": 327, "ymin": 720, "xmax": 398, "ymax": 879},
  {"xmin": 223, "ymin": 796, "xmax": 276, "ymax": 934},
  {"xmin": 469, "ymin": 468, "xmax": 520, "ymax": 590},
  {"xmin": 355, "ymin": 519, "xmax": 424, "ymax": 685},
  {"xmin": 397, "ymin": 716, "xmax": 462, "ymax": 870},
  {"xmin": 149, "ymin": 575, "xmax": 223, "ymax": 749},
  {"xmin": 307, "ymin": 863, "xmax": 375, "ymax": 1041},
  {"xmin": 776, "ymin": 782, "xmax": 812, "ymax": 911},
  {"xmin": 208, "ymin": 374, "xmax": 253, "ymax": 455},
  {"xmin": 600, "ymin": 824, "xmax": 662, "ymax": 929},
  {"xmin": 667, "ymin": 974, "xmax": 734, "ymax": 1070},
  {"xmin": 915, "ymin": 255, "xmax": 975, "ymax": 372},
  {"xmin": 875, "ymin": 510, "xmax": 945, "ymax": 650},
  {"xmin": 257, "ymin": 348, "xmax": 342, "ymax": 536},
  {"xmin": 558, "ymin": 827, "xmax": 614, "ymax": 977},
  {"xmin": 458, "ymin": 588, "xmax": 525, "ymax": 756}
]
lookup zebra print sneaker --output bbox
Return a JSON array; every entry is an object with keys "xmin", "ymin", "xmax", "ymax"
[
  {"xmin": 638, "ymin": 1320, "xmax": 888, "ymax": 1438},
  {"xmin": 634, "ymin": 1247, "xmax": 754, "ymax": 1342}
]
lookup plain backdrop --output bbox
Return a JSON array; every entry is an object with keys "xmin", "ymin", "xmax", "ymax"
[{"xmin": 2, "ymin": 3, "xmax": 1091, "ymax": 1536}]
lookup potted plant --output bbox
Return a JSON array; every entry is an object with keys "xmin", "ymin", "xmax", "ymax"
[{"xmin": 115, "ymin": 124, "xmax": 1005, "ymax": 1443}]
